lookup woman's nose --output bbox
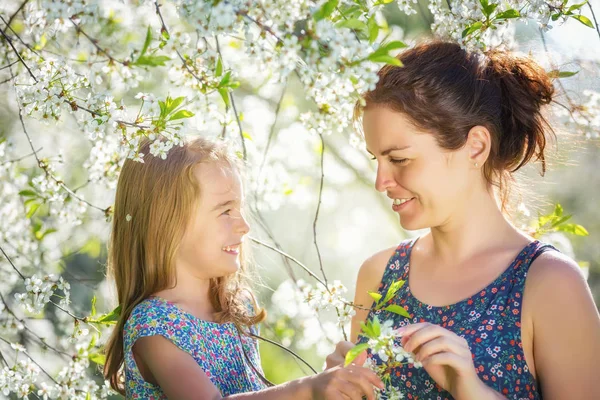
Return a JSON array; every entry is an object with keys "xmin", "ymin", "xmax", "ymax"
[{"xmin": 375, "ymin": 164, "xmax": 397, "ymax": 192}]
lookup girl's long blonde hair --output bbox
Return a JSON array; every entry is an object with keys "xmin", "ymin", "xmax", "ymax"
[{"xmin": 104, "ymin": 137, "xmax": 266, "ymax": 394}]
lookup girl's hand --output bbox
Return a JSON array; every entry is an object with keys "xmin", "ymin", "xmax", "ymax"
[
  {"xmin": 399, "ymin": 322, "xmax": 497, "ymax": 399},
  {"xmin": 307, "ymin": 363, "xmax": 384, "ymax": 400},
  {"xmin": 324, "ymin": 341, "xmax": 356, "ymax": 369}
]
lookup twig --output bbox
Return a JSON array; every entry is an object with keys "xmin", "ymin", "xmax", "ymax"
[
  {"xmin": 5, "ymin": 0, "xmax": 31, "ymax": 30},
  {"xmin": 0, "ymin": 336, "xmax": 59, "ymax": 385},
  {"xmin": 539, "ymin": 28, "xmax": 593, "ymax": 127},
  {"xmin": 215, "ymin": 35, "xmax": 247, "ymax": 159},
  {"xmin": 0, "ymin": 246, "xmax": 26, "ymax": 280},
  {"xmin": 250, "ymin": 333, "xmax": 318, "ymax": 374},
  {"xmin": 250, "ymin": 237, "xmax": 327, "ymax": 287},
  {"xmin": 0, "ymin": 24, "xmax": 37, "ymax": 82},
  {"xmin": 588, "ymin": 1, "xmax": 600, "ymax": 41},
  {"xmin": 0, "ymin": 292, "xmax": 71, "ymax": 359},
  {"xmin": 313, "ymin": 132, "xmax": 327, "ymax": 287},
  {"xmin": 70, "ymin": 18, "xmax": 126, "ymax": 65},
  {"xmin": 0, "ymin": 147, "xmax": 43, "ymax": 165}
]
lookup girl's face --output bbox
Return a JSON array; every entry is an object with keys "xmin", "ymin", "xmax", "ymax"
[
  {"xmin": 176, "ymin": 162, "xmax": 250, "ymax": 280},
  {"xmin": 363, "ymin": 106, "xmax": 475, "ymax": 231}
]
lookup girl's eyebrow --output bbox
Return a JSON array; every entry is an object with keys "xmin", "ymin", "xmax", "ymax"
[{"xmin": 212, "ymin": 199, "xmax": 235, "ymax": 211}]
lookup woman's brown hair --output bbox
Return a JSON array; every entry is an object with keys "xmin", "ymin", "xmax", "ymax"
[
  {"xmin": 354, "ymin": 40, "xmax": 556, "ymax": 211},
  {"xmin": 103, "ymin": 137, "xmax": 266, "ymax": 394}
]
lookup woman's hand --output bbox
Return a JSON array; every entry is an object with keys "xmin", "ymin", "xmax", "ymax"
[
  {"xmin": 399, "ymin": 322, "xmax": 502, "ymax": 399},
  {"xmin": 307, "ymin": 362, "xmax": 384, "ymax": 400}
]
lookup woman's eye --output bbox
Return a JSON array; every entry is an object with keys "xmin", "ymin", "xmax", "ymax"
[
  {"xmin": 370, "ymin": 156, "xmax": 376, "ymax": 161},
  {"xmin": 390, "ymin": 158, "xmax": 408, "ymax": 164},
  {"xmin": 221, "ymin": 209, "xmax": 232, "ymax": 216}
]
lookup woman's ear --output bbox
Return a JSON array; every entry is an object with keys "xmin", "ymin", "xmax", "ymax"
[{"xmin": 466, "ymin": 125, "xmax": 491, "ymax": 168}]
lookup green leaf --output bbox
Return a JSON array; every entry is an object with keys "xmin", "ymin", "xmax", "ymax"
[
  {"xmin": 571, "ymin": 14, "xmax": 594, "ymax": 28},
  {"xmin": 381, "ymin": 279, "xmax": 405, "ymax": 306},
  {"xmin": 551, "ymin": 13, "xmax": 561, "ymax": 21},
  {"xmin": 89, "ymin": 352, "xmax": 106, "ymax": 366},
  {"xmin": 359, "ymin": 321, "xmax": 375, "ymax": 338},
  {"xmin": 557, "ymin": 223, "xmax": 589, "ymax": 236},
  {"xmin": 91, "ymin": 295, "xmax": 97, "ymax": 317},
  {"xmin": 26, "ymin": 202, "xmax": 40, "ymax": 218},
  {"xmin": 335, "ymin": 18, "xmax": 368, "ymax": 32},
  {"xmin": 344, "ymin": 343, "xmax": 370, "ymax": 366},
  {"xmin": 88, "ymin": 305, "xmax": 121, "ymax": 325},
  {"xmin": 169, "ymin": 109, "xmax": 194, "ymax": 121},
  {"xmin": 314, "ymin": 0, "xmax": 339, "ymax": 21},
  {"xmin": 220, "ymin": 70, "xmax": 232, "ymax": 87},
  {"xmin": 495, "ymin": 9, "xmax": 521, "ymax": 19},
  {"xmin": 19, "ymin": 190, "xmax": 37, "ymax": 197},
  {"xmin": 368, "ymin": 291, "xmax": 382, "ymax": 303},
  {"xmin": 368, "ymin": 15, "xmax": 379, "ymax": 43},
  {"xmin": 242, "ymin": 131, "xmax": 253, "ymax": 141},
  {"xmin": 554, "ymin": 203, "xmax": 564, "ymax": 217},
  {"xmin": 462, "ymin": 21, "xmax": 483, "ymax": 38},
  {"xmin": 134, "ymin": 55, "xmax": 171, "ymax": 67},
  {"xmin": 168, "ymin": 96, "xmax": 185, "ymax": 113},
  {"xmin": 218, "ymin": 88, "xmax": 230, "ymax": 107},
  {"xmin": 568, "ymin": 1, "xmax": 589, "ymax": 13},
  {"xmin": 369, "ymin": 54, "xmax": 402, "ymax": 66},
  {"xmin": 372, "ymin": 316, "xmax": 381, "ymax": 337},
  {"xmin": 384, "ymin": 304, "xmax": 411, "ymax": 318},
  {"xmin": 158, "ymin": 100, "xmax": 167, "ymax": 118},
  {"xmin": 548, "ymin": 69, "xmax": 579, "ymax": 78},
  {"xmin": 140, "ymin": 27, "xmax": 152, "ymax": 58},
  {"xmin": 216, "ymin": 56, "xmax": 223, "ymax": 77},
  {"xmin": 35, "ymin": 228, "xmax": 56, "ymax": 240},
  {"xmin": 550, "ymin": 214, "xmax": 572, "ymax": 228}
]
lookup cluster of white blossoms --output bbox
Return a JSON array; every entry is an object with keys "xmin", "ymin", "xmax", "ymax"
[
  {"xmin": 14, "ymin": 274, "xmax": 70, "ymax": 314},
  {"xmin": 298, "ymin": 279, "xmax": 357, "ymax": 324},
  {"xmin": 0, "ymin": 358, "xmax": 41, "ymax": 399}
]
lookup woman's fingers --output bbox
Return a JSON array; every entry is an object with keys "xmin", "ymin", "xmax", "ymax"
[
  {"xmin": 419, "ymin": 352, "xmax": 465, "ymax": 370},
  {"xmin": 401, "ymin": 323, "xmax": 468, "ymax": 355},
  {"xmin": 413, "ymin": 336, "xmax": 470, "ymax": 362}
]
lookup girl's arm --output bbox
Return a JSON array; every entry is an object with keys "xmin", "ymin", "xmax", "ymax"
[
  {"xmin": 525, "ymin": 251, "xmax": 600, "ymax": 400},
  {"xmin": 134, "ymin": 335, "xmax": 384, "ymax": 400}
]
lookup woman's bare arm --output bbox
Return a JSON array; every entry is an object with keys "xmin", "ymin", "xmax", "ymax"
[{"xmin": 526, "ymin": 252, "xmax": 600, "ymax": 400}]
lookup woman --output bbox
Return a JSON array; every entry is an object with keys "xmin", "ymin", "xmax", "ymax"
[{"xmin": 326, "ymin": 41, "xmax": 600, "ymax": 399}]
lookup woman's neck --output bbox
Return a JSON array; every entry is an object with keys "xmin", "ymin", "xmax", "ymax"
[{"xmin": 426, "ymin": 189, "xmax": 530, "ymax": 266}]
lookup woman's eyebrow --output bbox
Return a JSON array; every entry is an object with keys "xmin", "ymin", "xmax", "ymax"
[{"xmin": 366, "ymin": 145, "xmax": 412, "ymax": 156}]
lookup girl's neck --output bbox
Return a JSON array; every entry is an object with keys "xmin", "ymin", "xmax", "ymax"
[{"xmin": 153, "ymin": 274, "xmax": 217, "ymax": 321}]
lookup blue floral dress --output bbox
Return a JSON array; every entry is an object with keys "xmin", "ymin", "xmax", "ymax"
[
  {"xmin": 357, "ymin": 238, "xmax": 557, "ymax": 400},
  {"xmin": 123, "ymin": 296, "xmax": 266, "ymax": 399}
]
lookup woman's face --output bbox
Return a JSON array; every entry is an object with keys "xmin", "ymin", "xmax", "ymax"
[{"xmin": 363, "ymin": 106, "xmax": 477, "ymax": 231}]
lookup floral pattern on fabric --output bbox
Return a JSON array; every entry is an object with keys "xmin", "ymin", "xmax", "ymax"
[
  {"xmin": 123, "ymin": 296, "xmax": 265, "ymax": 399},
  {"xmin": 357, "ymin": 238, "xmax": 557, "ymax": 400}
]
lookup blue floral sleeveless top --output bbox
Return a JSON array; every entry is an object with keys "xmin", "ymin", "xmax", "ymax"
[
  {"xmin": 357, "ymin": 238, "xmax": 557, "ymax": 400},
  {"xmin": 123, "ymin": 296, "xmax": 266, "ymax": 399}
]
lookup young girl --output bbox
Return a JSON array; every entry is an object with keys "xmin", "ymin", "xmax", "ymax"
[
  {"xmin": 326, "ymin": 41, "xmax": 600, "ymax": 399},
  {"xmin": 103, "ymin": 137, "xmax": 384, "ymax": 399}
]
